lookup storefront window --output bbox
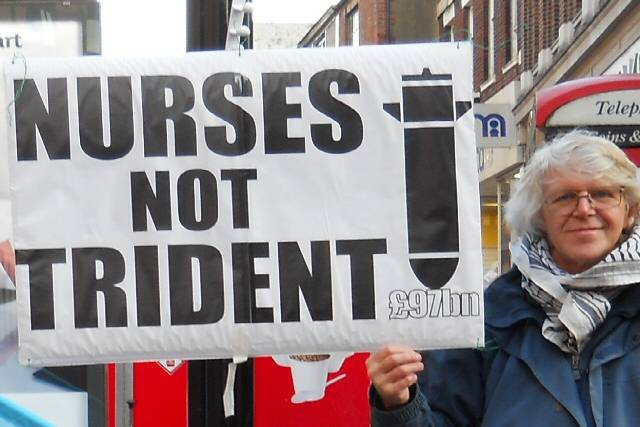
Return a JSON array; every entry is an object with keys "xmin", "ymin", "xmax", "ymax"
[
  {"xmin": 0, "ymin": 2, "xmax": 102, "ymax": 425},
  {"xmin": 1, "ymin": 285, "xmax": 107, "ymax": 426},
  {"xmin": 0, "ymin": 1, "xmax": 100, "ymax": 56}
]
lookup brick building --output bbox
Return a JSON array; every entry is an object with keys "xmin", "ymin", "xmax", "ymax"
[
  {"xmin": 301, "ymin": 0, "xmax": 640, "ymax": 276},
  {"xmin": 439, "ymin": 0, "xmax": 584, "ymax": 100},
  {"xmin": 439, "ymin": 0, "xmax": 640, "ymax": 272},
  {"xmin": 298, "ymin": 0, "xmax": 439, "ymax": 48}
]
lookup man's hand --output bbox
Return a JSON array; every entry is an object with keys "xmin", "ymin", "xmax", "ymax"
[
  {"xmin": 0, "ymin": 240, "xmax": 15, "ymax": 284},
  {"xmin": 366, "ymin": 345, "xmax": 424, "ymax": 410}
]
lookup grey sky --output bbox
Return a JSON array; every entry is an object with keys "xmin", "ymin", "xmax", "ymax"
[
  {"xmin": 252, "ymin": 0, "xmax": 337, "ymax": 23},
  {"xmin": 98, "ymin": 0, "xmax": 336, "ymax": 55}
]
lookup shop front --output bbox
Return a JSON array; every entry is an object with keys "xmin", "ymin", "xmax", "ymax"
[{"xmin": 0, "ymin": 4, "xmax": 102, "ymax": 426}]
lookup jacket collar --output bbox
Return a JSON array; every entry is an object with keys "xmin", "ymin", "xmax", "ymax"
[
  {"xmin": 484, "ymin": 267, "xmax": 544, "ymax": 330},
  {"xmin": 484, "ymin": 266, "xmax": 640, "ymax": 331},
  {"xmin": 483, "ymin": 267, "xmax": 640, "ymax": 427}
]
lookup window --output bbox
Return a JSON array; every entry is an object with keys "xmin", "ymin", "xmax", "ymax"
[
  {"xmin": 325, "ymin": 18, "xmax": 338, "ymax": 47},
  {"xmin": 0, "ymin": 1, "xmax": 100, "ymax": 55},
  {"xmin": 347, "ymin": 6, "xmax": 359, "ymax": 46},
  {"xmin": 441, "ymin": 25, "xmax": 453, "ymax": 42},
  {"xmin": 315, "ymin": 33, "xmax": 326, "ymax": 48},
  {"xmin": 486, "ymin": 0, "xmax": 495, "ymax": 80},
  {"xmin": 466, "ymin": 6, "xmax": 473, "ymax": 41},
  {"xmin": 505, "ymin": 0, "xmax": 518, "ymax": 64},
  {"xmin": 0, "ymin": 3, "xmax": 104, "ymax": 422}
]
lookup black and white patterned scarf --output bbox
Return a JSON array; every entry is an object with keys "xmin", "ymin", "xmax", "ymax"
[{"xmin": 510, "ymin": 225, "xmax": 640, "ymax": 354}]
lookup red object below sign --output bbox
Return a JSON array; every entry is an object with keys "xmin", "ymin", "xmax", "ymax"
[
  {"xmin": 133, "ymin": 361, "xmax": 189, "ymax": 426},
  {"xmin": 254, "ymin": 353, "xmax": 371, "ymax": 427},
  {"xmin": 157, "ymin": 359, "xmax": 184, "ymax": 375},
  {"xmin": 108, "ymin": 364, "xmax": 116, "ymax": 427}
]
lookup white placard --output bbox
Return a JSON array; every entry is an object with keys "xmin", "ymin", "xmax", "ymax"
[
  {"xmin": 6, "ymin": 43, "xmax": 484, "ymax": 366},
  {"xmin": 0, "ymin": 21, "xmax": 82, "ymax": 238}
]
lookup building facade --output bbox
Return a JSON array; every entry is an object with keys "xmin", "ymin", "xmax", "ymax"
[
  {"xmin": 298, "ymin": 0, "xmax": 439, "ymax": 48},
  {"xmin": 0, "ymin": 4, "xmax": 103, "ymax": 426},
  {"xmin": 301, "ymin": 0, "xmax": 640, "ymax": 278},
  {"xmin": 439, "ymin": 0, "xmax": 640, "ymax": 273}
]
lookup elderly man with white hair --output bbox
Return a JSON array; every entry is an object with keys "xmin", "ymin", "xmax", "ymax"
[{"xmin": 368, "ymin": 131, "xmax": 640, "ymax": 427}]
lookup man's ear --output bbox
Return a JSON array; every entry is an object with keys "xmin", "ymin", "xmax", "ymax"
[
  {"xmin": 535, "ymin": 212, "xmax": 547, "ymax": 234},
  {"xmin": 626, "ymin": 204, "xmax": 638, "ymax": 229}
]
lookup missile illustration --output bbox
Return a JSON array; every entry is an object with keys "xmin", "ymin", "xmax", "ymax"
[{"xmin": 384, "ymin": 68, "xmax": 471, "ymax": 289}]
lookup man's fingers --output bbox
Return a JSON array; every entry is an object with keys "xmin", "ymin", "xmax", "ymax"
[
  {"xmin": 376, "ymin": 371, "xmax": 419, "ymax": 396},
  {"xmin": 379, "ymin": 351, "xmax": 422, "ymax": 374},
  {"xmin": 373, "ymin": 360, "xmax": 423, "ymax": 390},
  {"xmin": 0, "ymin": 240, "xmax": 15, "ymax": 284},
  {"xmin": 367, "ymin": 345, "xmax": 425, "ymax": 408},
  {"xmin": 367, "ymin": 346, "xmax": 422, "ymax": 376}
]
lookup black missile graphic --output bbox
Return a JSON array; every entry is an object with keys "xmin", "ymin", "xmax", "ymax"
[{"xmin": 384, "ymin": 68, "xmax": 471, "ymax": 289}]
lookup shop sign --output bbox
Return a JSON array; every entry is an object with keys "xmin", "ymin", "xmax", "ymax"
[
  {"xmin": 474, "ymin": 103, "xmax": 517, "ymax": 148},
  {"xmin": 545, "ymin": 125, "xmax": 640, "ymax": 148},
  {"xmin": 546, "ymin": 90, "xmax": 640, "ymax": 127},
  {"xmin": 0, "ymin": 21, "xmax": 81, "ymax": 58}
]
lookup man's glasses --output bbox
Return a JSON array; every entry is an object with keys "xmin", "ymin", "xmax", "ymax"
[{"xmin": 545, "ymin": 187, "xmax": 624, "ymax": 214}]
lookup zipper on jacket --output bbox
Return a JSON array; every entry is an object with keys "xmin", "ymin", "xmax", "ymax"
[
  {"xmin": 571, "ymin": 352, "xmax": 596, "ymax": 427},
  {"xmin": 571, "ymin": 353, "xmax": 582, "ymax": 380}
]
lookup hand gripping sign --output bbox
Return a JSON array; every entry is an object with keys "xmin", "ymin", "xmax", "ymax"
[{"xmin": 5, "ymin": 43, "xmax": 483, "ymax": 366}]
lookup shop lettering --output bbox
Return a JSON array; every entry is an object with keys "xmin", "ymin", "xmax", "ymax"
[
  {"xmin": 595, "ymin": 100, "xmax": 640, "ymax": 118},
  {"xmin": 0, "ymin": 33, "xmax": 22, "ymax": 48},
  {"xmin": 15, "ymin": 239, "xmax": 386, "ymax": 330},
  {"xmin": 14, "ymin": 70, "xmax": 364, "ymax": 161},
  {"xmin": 600, "ymin": 130, "xmax": 628, "ymax": 145}
]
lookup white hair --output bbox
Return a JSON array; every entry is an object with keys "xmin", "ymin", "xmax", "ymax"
[{"xmin": 504, "ymin": 130, "xmax": 640, "ymax": 238}]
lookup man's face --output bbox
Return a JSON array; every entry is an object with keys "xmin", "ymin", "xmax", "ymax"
[{"xmin": 540, "ymin": 170, "xmax": 634, "ymax": 274}]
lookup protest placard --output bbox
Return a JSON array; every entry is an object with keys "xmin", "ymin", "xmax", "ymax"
[{"xmin": 5, "ymin": 42, "xmax": 483, "ymax": 366}]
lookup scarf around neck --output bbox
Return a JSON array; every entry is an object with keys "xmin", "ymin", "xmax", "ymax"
[{"xmin": 510, "ymin": 225, "xmax": 640, "ymax": 354}]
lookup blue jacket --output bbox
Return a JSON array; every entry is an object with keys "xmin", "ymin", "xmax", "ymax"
[{"xmin": 371, "ymin": 267, "xmax": 640, "ymax": 427}]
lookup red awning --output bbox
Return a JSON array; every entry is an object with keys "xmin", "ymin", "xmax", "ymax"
[{"xmin": 536, "ymin": 74, "xmax": 640, "ymax": 128}]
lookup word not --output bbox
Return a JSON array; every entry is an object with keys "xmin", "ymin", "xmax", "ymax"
[
  {"xmin": 16, "ymin": 239, "xmax": 387, "ymax": 330},
  {"xmin": 131, "ymin": 168, "xmax": 257, "ymax": 231},
  {"xmin": 15, "ymin": 70, "xmax": 364, "ymax": 161},
  {"xmin": 388, "ymin": 288, "xmax": 480, "ymax": 319}
]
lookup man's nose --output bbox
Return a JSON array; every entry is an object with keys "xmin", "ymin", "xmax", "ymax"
[{"xmin": 573, "ymin": 194, "xmax": 595, "ymax": 215}]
